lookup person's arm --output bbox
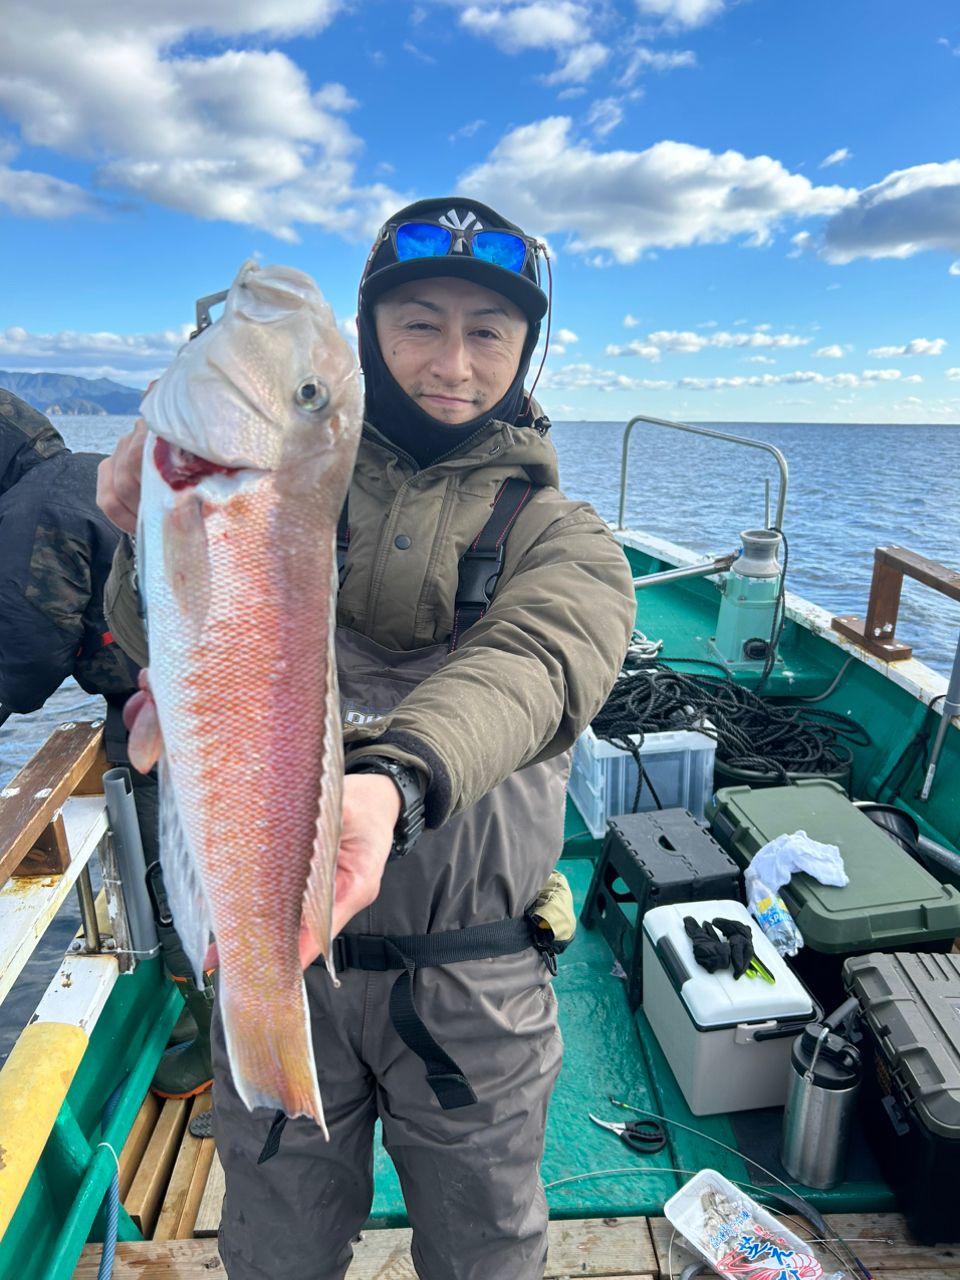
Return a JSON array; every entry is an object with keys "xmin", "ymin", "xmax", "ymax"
[
  {"xmin": 0, "ymin": 554, "xmax": 91, "ymax": 714},
  {"xmin": 98, "ymin": 422, "xmax": 150, "ymax": 667},
  {"xmin": 346, "ymin": 502, "xmax": 637, "ymax": 827}
]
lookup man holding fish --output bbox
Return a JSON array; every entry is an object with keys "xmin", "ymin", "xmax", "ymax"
[{"xmin": 97, "ymin": 197, "xmax": 635, "ymax": 1280}]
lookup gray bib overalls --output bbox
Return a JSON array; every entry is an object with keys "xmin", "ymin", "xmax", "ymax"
[{"xmin": 214, "ymin": 576, "xmax": 568, "ymax": 1279}]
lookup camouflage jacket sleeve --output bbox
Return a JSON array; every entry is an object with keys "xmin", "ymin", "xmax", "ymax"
[
  {"xmin": 0, "ymin": 584, "xmax": 85, "ymax": 714},
  {"xmin": 351, "ymin": 505, "xmax": 636, "ymax": 827},
  {"xmin": 104, "ymin": 535, "xmax": 150, "ymax": 669}
]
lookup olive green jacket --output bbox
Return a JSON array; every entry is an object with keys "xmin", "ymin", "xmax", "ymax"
[{"xmin": 104, "ymin": 415, "xmax": 636, "ymax": 826}]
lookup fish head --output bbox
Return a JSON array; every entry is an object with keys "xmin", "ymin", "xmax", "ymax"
[{"xmin": 142, "ymin": 260, "xmax": 362, "ymax": 479}]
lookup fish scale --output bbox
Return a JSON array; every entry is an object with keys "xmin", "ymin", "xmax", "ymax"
[{"xmin": 134, "ymin": 260, "xmax": 362, "ymax": 1129}]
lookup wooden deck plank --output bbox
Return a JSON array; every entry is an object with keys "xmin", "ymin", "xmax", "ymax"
[
  {"xmin": 74, "ymin": 1219, "xmax": 658, "ymax": 1278},
  {"xmin": 178, "ymin": 1110, "xmax": 216, "ymax": 1240},
  {"xmin": 118, "ymin": 1091, "xmax": 161, "ymax": 1202},
  {"xmin": 649, "ymin": 1211, "xmax": 960, "ymax": 1278},
  {"xmin": 123, "ymin": 1098, "xmax": 189, "ymax": 1237},
  {"xmin": 192, "ymin": 1148, "xmax": 224, "ymax": 1238},
  {"xmin": 154, "ymin": 1097, "xmax": 213, "ymax": 1242}
]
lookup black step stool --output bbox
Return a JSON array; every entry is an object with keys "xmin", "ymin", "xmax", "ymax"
[{"xmin": 580, "ymin": 808, "xmax": 742, "ymax": 1009}]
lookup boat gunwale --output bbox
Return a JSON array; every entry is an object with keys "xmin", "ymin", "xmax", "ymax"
[{"xmin": 615, "ymin": 525, "xmax": 957, "ymax": 717}]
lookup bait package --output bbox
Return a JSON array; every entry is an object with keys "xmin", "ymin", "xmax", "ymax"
[{"xmin": 664, "ymin": 1169, "xmax": 849, "ymax": 1280}]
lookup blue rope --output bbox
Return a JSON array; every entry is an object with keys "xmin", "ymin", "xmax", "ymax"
[{"xmin": 97, "ymin": 1079, "xmax": 127, "ymax": 1280}]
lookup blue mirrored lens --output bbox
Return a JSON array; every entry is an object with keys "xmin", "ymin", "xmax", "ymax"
[
  {"xmin": 473, "ymin": 231, "xmax": 527, "ymax": 272},
  {"xmin": 396, "ymin": 223, "xmax": 453, "ymax": 260}
]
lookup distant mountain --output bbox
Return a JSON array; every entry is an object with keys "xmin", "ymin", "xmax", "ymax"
[{"xmin": 0, "ymin": 370, "xmax": 144, "ymax": 416}]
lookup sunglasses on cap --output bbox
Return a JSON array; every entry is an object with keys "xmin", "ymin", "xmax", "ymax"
[{"xmin": 379, "ymin": 219, "xmax": 543, "ymax": 279}]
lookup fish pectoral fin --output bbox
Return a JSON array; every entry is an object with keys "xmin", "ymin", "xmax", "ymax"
[{"xmin": 158, "ymin": 757, "xmax": 212, "ymax": 987}]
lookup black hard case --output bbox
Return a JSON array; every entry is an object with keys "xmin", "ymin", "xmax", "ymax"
[{"xmin": 844, "ymin": 951, "xmax": 960, "ymax": 1244}]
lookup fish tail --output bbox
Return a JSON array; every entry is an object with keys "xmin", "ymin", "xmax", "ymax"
[{"xmin": 219, "ymin": 971, "xmax": 328, "ymax": 1137}]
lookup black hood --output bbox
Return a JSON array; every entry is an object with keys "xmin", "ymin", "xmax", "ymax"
[
  {"xmin": 357, "ymin": 195, "xmax": 546, "ymax": 467},
  {"xmin": 0, "ymin": 391, "xmax": 65, "ymax": 495}
]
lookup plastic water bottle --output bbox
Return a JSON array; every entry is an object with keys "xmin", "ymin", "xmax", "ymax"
[{"xmin": 747, "ymin": 876, "xmax": 802, "ymax": 956}]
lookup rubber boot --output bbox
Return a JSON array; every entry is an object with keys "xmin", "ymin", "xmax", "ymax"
[
  {"xmin": 151, "ymin": 918, "xmax": 215, "ymax": 1099},
  {"xmin": 168, "ymin": 1003, "xmax": 198, "ymax": 1047}
]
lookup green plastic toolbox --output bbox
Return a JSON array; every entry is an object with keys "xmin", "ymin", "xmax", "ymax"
[{"xmin": 707, "ymin": 779, "xmax": 960, "ymax": 953}]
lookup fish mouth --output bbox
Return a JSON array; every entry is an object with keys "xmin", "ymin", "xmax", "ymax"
[{"xmin": 154, "ymin": 437, "xmax": 254, "ymax": 491}]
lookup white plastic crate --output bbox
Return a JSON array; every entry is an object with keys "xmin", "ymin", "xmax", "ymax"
[{"xmin": 568, "ymin": 724, "xmax": 716, "ymax": 838}]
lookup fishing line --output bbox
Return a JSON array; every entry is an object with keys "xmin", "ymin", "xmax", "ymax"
[
  {"xmin": 546, "ymin": 1165, "xmax": 858, "ymax": 1278},
  {"xmin": 608, "ymin": 1098, "xmax": 872, "ymax": 1279}
]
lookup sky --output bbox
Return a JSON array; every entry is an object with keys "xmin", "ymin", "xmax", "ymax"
[{"xmin": 1, "ymin": 0, "xmax": 959, "ymax": 424}]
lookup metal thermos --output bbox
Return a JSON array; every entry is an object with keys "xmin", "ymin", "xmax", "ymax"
[{"xmin": 781, "ymin": 1000, "xmax": 862, "ymax": 1190}]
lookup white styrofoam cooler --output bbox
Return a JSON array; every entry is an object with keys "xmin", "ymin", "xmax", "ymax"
[
  {"xmin": 642, "ymin": 899, "xmax": 815, "ymax": 1115},
  {"xmin": 568, "ymin": 724, "xmax": 716, "ymax": 838}
]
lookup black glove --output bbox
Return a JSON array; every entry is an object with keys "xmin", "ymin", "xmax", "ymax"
[
  {"xmin": 683, "ymin": 916, "xmax": 731, "ymax": 974},
  {"xmin": 712, "ymin": 917, "xmax": 755, "ymax": 980}
]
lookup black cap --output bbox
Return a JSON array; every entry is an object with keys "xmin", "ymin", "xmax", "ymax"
[{"xmin": 360, "ymin": 196, "xmax": 548, "ymax": 325}]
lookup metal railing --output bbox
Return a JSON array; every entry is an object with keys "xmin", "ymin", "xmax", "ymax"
[{"xmin": 617, "ymin": 413, "xmax": 789, "ymax": 533}]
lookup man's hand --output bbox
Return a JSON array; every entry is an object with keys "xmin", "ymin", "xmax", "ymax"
[
  {"xmin": 97, "ymin": 417, "xmax": 148, "ymax": 533},
  {"xmin": 298, "ymin": 773, "xmax": 401, "ymax": 969}
]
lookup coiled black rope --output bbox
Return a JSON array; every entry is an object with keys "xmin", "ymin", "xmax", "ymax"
[{"xmin": 591, "ymin": 656, "xmax": 871, "ymax": 813}]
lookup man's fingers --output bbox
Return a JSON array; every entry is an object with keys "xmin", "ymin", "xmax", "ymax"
[{"xmin": 97, "ymin": 418, "xmax": 148, "ymax": 532}]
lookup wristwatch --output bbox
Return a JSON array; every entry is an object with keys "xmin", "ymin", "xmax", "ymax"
[{"xmin": 345, "ymin": 755, "xmax": 427, "ymax": 860}]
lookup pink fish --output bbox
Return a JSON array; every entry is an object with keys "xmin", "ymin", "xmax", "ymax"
[{"xmin": 128, "ymin": 261, "xmax": 362, "ymax": 1130}]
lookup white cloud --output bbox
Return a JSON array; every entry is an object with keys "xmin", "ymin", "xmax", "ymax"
[
  {"xmin": 0, "ymin": 159, "xmax": 102, "ymax": 219},
  {"xmin": 867, "ymin": 338, "xmax": 947, "ymax": 357},
  {"xmin": 459, "ymin": 2, "xmax": 608, "ymax": 84},
  {"xmin": 550, "ymin": 327, "xmax": 580, "ymax": 354},
  {"xmin": 621, "ymin": 47, "xmax": 697, "ymax": 83},
  {"xmin": 606, "ymin": 328, "xmax": 810, "ymax": 359},
  {"xmin": 947, "ymin": 368, "xmax": 960, "ymax": 380},
  {"xmin": 634, "ymin": 0, "xmax": 725, "ymax": 29},
  {"xmin": 461, "ymin": 120, "xmax": 855, "ymax": 262},
  {"xmin": 744, "ymin": 355, "xmax": 776, "ymax": 365},
  {"xmin": 676, "ymin": 369, "xmax": 874, "ymax": 391},
  {"xmin": 586, "ymin": 98, "xmax": 624, "ymax": 138},
  {"xmin": 787, "ymin": 231, "xmax": 814, "ymax": 259},
  {"xmin": 606, "ymin": 340, "xmax": 662, "ymax": 360},
  {"xmin": 819, "ymin": 160, "xmax": 960, "ymax": 263},
  {"xmin": 862, "ymin": 369, "xmax": 902, "ymax": 381},
  {"xmin": 0, "ymin": 323, "xmax": 191, "ymax": 379},
  {"xmin": 902, "ymin": 374, "xmax": 923, "ymax": 384},
  {"xmin": 450, "ymin": 119, "xmax": 486, "ymax": 143},
  {"xmin": 820, "ymin": 148, "xmax": 851, "ymax": 169},
  {"xmin": 460, "ymin": 1, "xmax": 584, "ymax": 50},
  {"xmin": 543, "ymin": 42, "xmax": 609, "ymax": 85},
  {"xmin": 815, "ymin": 345, "xmax": 845, "ymax": 358},
  {"xmin": 0, "ymin": 1, "xmax": 404, "ymax": 241},
  {"xmin": 624, "ymin": 314, "xmax": 640, "ymax": 328},
  {"xmin": 950, "ymin": 261, "xmax": 960, "ymax": 275},
  {"xmin": 402, "ymin": 40, "xmax": 436, "ymax": 63},
  {"xmin": 542, "ymin": 362, "xmax": 671, "ymax": 393}
]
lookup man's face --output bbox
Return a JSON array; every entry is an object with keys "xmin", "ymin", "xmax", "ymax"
[{"xmin": 373, "ymin": 276, "xmax": 528, "ymax": 425}]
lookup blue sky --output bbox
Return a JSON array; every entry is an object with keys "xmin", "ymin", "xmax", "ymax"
[{"xmin": 1, "ymin": 0, "xmax": 959, "ymax": 423}]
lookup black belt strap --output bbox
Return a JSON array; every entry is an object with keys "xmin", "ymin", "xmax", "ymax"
[{"xmin": 258, "ymin": 916, "xmax": 536, "ymax": 1163}]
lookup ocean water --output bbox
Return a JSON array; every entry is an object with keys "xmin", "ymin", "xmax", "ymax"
[{"xmin": 1, "ymin": 414, "xmax": 959, "ymax": 1061}]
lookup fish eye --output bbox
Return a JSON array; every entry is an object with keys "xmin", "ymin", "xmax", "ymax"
[{"xmin": 295, "ymin": 378, "xmax": 330, "ymax": 411}]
